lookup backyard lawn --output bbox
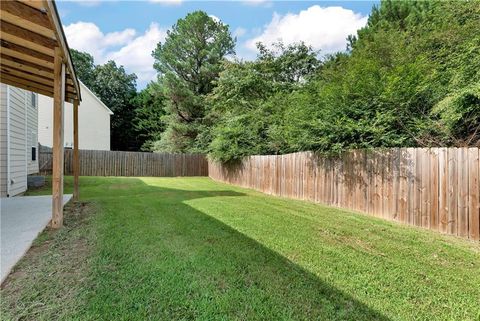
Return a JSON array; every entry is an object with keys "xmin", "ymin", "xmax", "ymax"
[{"xmin": 1, "ymin": 176, "xmax": 479, "ymax": 321}]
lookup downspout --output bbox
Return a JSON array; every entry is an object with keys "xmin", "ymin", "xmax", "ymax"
[{"xmin": 6, "ymin": 85, "xmax": 10, "ymax": 197}]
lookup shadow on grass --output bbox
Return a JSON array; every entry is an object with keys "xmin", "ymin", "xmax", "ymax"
[{"xmin": 78, "ymin": 177, "xmax": 390, "ymax": 320}]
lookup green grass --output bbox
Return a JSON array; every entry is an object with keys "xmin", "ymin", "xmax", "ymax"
[{"xmin": 2, "ymin": 176, "xmax": 479, "ymax": 321}]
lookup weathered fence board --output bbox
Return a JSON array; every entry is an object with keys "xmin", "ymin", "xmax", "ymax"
[
  {"xmin": 39, "ymin": 146, "xmax": 208, "ymax": 177},
  {"xmin": 209, "ymin": 148, "xmax": 480, "ymax": 240}
]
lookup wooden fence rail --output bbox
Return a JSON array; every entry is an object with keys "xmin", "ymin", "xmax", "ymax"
[
  {"xmin": 39, "ymin": 147, "xmax": 208, "ymax": 177},
  {"xmin": 209, "ymin": 148, "xmax": 480, "ymax": 240}
]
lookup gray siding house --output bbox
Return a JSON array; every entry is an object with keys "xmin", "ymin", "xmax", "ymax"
[{"xmin": 0, "ymin": 84, "xmax": 39, "ymax": 197}]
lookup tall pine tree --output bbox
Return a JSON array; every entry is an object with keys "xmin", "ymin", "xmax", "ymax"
[{"xmin": 152, "ymin": 11, "xmax": 235, "ymax": 152}]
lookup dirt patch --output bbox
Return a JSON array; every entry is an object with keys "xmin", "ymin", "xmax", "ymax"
[{"xmin": 0, "ymin": 201, "xmax": 96, "ymax": 320}]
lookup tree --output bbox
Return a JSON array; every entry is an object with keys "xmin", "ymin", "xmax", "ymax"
[
  {"xmin": 152, "ymin": 11, "xmax": 235, "ymax": 153},
  {"xmin": 70, "ymin": 49, "xmax": 96, "ymax": 88},
  {"xmin": 256, "ymin": 42, "xmax": 320, "ymax": 85},
  {"xmin": 92, "ymin": 61, "xmax": 138, "ymax": 150},
  {"xmin": 132, "ymin": 82, "xmax": 167, "ymax": 151},
  {"xmin": 208, "ymin": 42, "xmax": 320, "ymax": 161}
]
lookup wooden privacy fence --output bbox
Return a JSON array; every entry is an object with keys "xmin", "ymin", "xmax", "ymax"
[
  {"xmin": 209, "ymin": 148, "xmax": 480, "ymax": 240},
  {"xmin": 39, "ymin": 147, "xmax": 208, "ymax": 177}
]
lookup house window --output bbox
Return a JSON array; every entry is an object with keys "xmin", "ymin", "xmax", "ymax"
[
  {"xmin": 31, "ymin": 93, "xmax": 36, "ymax": 108},
  {"xmin": 31, "ymin": 131, "xmax": 37, "ymax": 161}
]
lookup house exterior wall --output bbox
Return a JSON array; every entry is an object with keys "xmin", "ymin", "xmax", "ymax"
[
  {"xmin": 0, "ymin": 84, "xmax": 7, "ymax": 196},
  {"xmin": 0, "ymin": 84, "xmax": 39, "ymax": 197},
  {"xmin": 38, "ymin": 82, "xmax": 112, "ymax": 151},
  {"xmin": 27, "ymin": 90, "xmax": 39, "ymax": 175}
]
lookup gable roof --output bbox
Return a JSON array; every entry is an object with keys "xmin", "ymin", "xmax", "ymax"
[{"xmin": 79, "ymin": 81, "xmax": 113, "ymax": 115}]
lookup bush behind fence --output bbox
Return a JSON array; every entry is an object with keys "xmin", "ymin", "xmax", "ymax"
[{"xmin": 209, "ymin": 148, "xmax": 480, "ymax": 241}]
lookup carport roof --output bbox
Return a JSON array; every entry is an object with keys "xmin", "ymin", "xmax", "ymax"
[{"xmin": 0, "ymin": 0, "xmax": 81, "ymax": 101}]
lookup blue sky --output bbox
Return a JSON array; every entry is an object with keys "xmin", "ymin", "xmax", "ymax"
[{"xmin": 58, "ymin": 0, "xmax": 378, "ymax": 89}]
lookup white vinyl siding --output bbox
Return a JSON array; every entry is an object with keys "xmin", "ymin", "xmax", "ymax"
[
  {"xmin": 0, "ymin": 84, "xmax": 7, "ymax": 196},
  {"xmin": 6, "ymin": 86, "xmax": 27, "ymax": 196},
  {"xmin": 0, "ymin": 84, "xmax": 39, "ymax": 197},
  {"xmin": 27, "ymin": 92, "xmax": 39, "ymax": 174},
  {"xmin": 38, "ymin": 81, "xmax": 112, "ymax": 151}
]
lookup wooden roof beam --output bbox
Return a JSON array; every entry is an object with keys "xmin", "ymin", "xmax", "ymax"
[
  {"xmin": 2, "ymin": 1, "xmax": 51, "ymax": 29},
  {"xmin": 1, "ymin": 65, "xmax": 76, "ymax": 92},
  {"xmin": 16, "ymin": 0, "xmax": 47, "ymax": 11},
  {"xmin": 1, "ymin": 65, "xmax": 53, "ymax": 86},
  {"xmin": 1, "ymin": 1, "xmax": 55, "ymax": 39},
  {"xmin": 1, "ymin": 73, "xmax": 76, "ymax": 99},
  {"xmin": 1, "ymin": 54, "xmax": 54, "ymax": 78},
  {"xmin": 1, "ymin": 40, "xmax": 55, "ymax": 69},
  {"xmin": 1, "ymin": 54, "xmax": 74, "ymax": 85},
  {"xmin": 0, "ymin": 21, "xmax": 55, "ymax": 56},
  {"xmin": 0, "ymin": 10, "xmax": 55, "ymax": 39},
  {"xmin": 1, "ymin": 66, "xmax": 78, "ymax": 101},
  {"xmin": 1, "ymin": 73, "xmax": 54, "ymax": 96}
]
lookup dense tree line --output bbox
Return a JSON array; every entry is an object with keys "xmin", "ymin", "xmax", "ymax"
[
  {"xmin": 71, "ymin": 1, "xmax": 479, "ymax": 159},
  {"xmin": 206, "ymin": 0, "xmax": 479, "ymax": 161}
]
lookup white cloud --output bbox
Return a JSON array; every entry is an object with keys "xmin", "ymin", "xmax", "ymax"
[
  {"xmin": 245, "ymin": 5, "xmax": 368, "ymax": 55},
  {"xmin": 104, "ymin": 29, "xmax": 137, "ymax": 46},
  {"xmin": 149, "ymin": 0, "xmax": 183, "ymax": 6},
  {"xmin": 65, "ymin": 22, "xmax": 167, "ymax": 88},
  {"xmin": 107, "ymin": 23, "xmax": 167, "ymax": 84},
  {"xmin": 233, "ymin": 27, "xmax": 247, "ymax": 38},
  {"xmin": 65, "ymin": 22, "xmax": 136, "ymax": 61}
]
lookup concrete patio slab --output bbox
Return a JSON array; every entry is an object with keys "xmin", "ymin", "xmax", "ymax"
[{"xmin": 1, "ymin": 195, "xmax": 72, "ymax": 283}]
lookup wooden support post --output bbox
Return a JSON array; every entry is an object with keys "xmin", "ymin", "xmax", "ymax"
[
  {"xmin": 51, "ymin": 47, "xmax": 65, "ymax": 228},
  {"xmin": 73, "ymin": 99, "xmax": 79, "ymax": 201}
]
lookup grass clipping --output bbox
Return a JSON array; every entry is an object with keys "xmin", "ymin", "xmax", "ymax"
[{"xmin": 1, "ymin": 201, "xmax": 94, "ymax": 321}]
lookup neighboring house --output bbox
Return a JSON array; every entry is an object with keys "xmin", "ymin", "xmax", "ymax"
[
  {"xmin": 38, "ymin": 81, "xmax": 113, "ymax": 151},
  {"xmin": 0, "ymin": 84, "xmax": 39, "ymax": 197}
]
